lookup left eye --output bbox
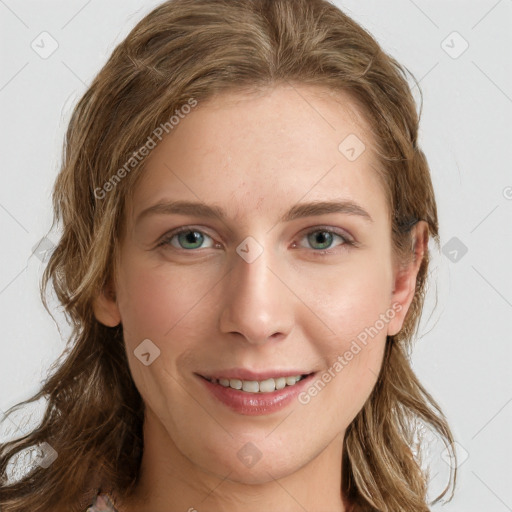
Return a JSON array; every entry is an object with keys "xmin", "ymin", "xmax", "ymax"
[
  {"xmin": 296, "ymin": 229, "xmax": 353, "ymax": 252},
  {"xmin": 157, "ymin": 227, "xmax": 353, "ymax": 252}
]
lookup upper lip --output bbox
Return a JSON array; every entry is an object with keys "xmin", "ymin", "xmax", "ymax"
[{"xmin": 198, "ymin": 368, "xmax": 315, "ymax": 381}]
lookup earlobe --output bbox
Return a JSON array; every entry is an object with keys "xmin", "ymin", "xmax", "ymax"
[
  {"xmin": 387, "ymin": 221, "xmax": 429, "ymax": 336},
  {"xmin": 92, "ymin": 282, "xmax": 122, "ymax": 327}
]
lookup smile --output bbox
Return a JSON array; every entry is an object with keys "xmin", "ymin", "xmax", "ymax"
[{"xmin": 203, "ymin": 374, "xmax": 310, "ymax": 393}]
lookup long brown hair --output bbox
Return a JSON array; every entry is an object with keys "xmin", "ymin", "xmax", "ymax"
[{"xmin": 0, "ymin": 1, "xmax": 457, "ymax": 510}]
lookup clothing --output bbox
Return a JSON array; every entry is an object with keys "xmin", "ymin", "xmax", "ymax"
[{"xmin": 86, "ymin": 492, "xmax": 119, "ymax": 512}]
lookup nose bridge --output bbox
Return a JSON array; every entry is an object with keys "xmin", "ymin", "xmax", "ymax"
[{"xmin": 219, "ymin": 235, "xmax": 293, "ymax": 344}]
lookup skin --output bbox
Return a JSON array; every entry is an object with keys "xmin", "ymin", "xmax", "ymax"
[{"xmin": 93, "ymin": 83, "xmax": 428, "ymax": 512}]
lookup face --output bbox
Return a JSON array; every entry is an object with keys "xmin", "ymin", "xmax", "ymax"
[{"xmin": 94, "ymin": 84, "xmax": 423, "ymax": 486}]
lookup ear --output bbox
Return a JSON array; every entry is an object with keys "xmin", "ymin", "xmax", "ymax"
[
  {"xmin": 92, "ymin": 279, "xmax": 122, "ymax": 327},
  {"xmin": 387, "ymin": 221, "xmax": 429, "ymax": 337}
]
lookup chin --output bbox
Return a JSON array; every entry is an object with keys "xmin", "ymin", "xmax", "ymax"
[{"xmin": 193, "ymin": 438, "xmax": 304, "ymax": 485}]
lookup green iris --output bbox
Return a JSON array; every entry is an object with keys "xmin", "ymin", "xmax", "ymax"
[
  {"xmin": 307, "ymin": 231, "xmax": 333, "ymax": 250},
  {"xmin": 177, "ymin": 230, "xmax": 205, "ymax": 249},
  {"xmin": 173, "ymin": 229, "xmax": 338, "ymax": 251}
]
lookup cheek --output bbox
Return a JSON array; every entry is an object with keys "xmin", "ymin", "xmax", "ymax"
[
  {"xmin": 302, "ymin": 249, "xmax": 394, "ymax": 343},
  {"xmin": 300, "ymin": 318, "xmax": 387, "ymax": 428},
  {"xmin": 114, "ymin": 259, "xmax": 215, "ymax": 414},
  {"xmin": 115, "ymin": 256, "xmax": 222, "ymax": 396},
  {"xmin": 116, "ymin": 257, "xmax": 215, "ymax": 341},
  {"xmin": 296, "ymin": 253, "xmax": 392, "ymax": 420},
  {"xmin": 323, "ymin": 346, "xmax": 386, "ymax": 430}
]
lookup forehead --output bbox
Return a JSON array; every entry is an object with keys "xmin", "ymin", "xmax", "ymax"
[{"xmin": 127, "ymin": 84, "xmax": 387, "ymax": 225}]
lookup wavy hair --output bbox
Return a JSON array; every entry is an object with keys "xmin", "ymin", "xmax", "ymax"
[{"xmin": 0, "ymin": 0, "xmax": 457, "ymax": 510}]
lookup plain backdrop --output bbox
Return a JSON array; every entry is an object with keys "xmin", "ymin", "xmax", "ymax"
[{"xmin": 0, "ymin": 0, "xmax": 511, "ymax": 510}]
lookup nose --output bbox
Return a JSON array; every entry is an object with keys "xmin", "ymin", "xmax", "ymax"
[{"xmin": 218, "ymin": 237, "xmax": 295, "ymax": 346}]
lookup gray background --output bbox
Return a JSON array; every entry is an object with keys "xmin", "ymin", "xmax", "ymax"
[{"xmin": 0, "ymin": 0, "xmax": 511, "ymax": 509}]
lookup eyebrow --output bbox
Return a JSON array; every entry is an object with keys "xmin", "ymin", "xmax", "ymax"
[{"xmin": 135, "ymin": 199, "xmax": 373, "ymax": 225}]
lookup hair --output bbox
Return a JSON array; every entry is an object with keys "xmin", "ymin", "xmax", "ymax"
[{"xmin": 0, "ymin": 0, "xmax": 457, "ymax": 510}]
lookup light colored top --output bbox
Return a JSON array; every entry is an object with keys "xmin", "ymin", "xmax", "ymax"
[{"xmin": 86, "ymin": 492, "xmax": 119, "ymax": 512}]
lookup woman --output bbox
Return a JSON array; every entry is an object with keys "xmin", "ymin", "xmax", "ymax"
[{"xmin": 0, "ymin": 0, "xmax": 457, "ymax": 510}]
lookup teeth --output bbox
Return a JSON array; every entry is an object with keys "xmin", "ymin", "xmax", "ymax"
[
  {"xmin": 242, "ymin": 380, "xmax": 259, "ymax": 393},
  {"xmin": 259, "ymin": 378, "xmax": 276, "ymax": 393},
  {"xmin": 275, "ymin": 377, "xmax": 286, "ymax": 390},
  {"xmin": 208, "ymin": 375, "xmax": 306, "ymax": 393}
]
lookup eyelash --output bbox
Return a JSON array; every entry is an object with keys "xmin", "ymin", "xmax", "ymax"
[{"xmin": 156, "ymin": 225, "xmax": 356, "ymax": 256}]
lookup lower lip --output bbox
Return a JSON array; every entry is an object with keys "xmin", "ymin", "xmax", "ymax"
[{"xmin": 197, "ymin": 373, "xmax": 317, "ymax": 416}]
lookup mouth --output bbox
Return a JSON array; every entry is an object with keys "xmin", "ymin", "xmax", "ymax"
[{"xmin": 198, "ymin": 372, "xmax": 314, "ymax": 394}]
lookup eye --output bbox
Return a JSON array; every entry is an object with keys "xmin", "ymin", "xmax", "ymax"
[
  {"xmin": 157, "ymin": 227, "xmax": 216, "ymax": 250},
  {"xmin": 294, "ymin": 227, "xmax": 354, "ymax": 254},
  {"xmin": 157, "ymin": 226, "xmax": 355, "ymax": 254}
]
